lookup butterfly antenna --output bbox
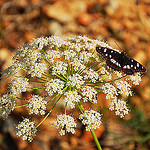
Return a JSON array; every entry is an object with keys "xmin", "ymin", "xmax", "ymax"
[
  {"xmin": 114, "ymin": 41, "xmax": 122, "ymax": 50},
  {"xmin": 114, "ymin": 41, "xmax": 124, "ymax": 52},
  {"xmin": 128, "ymin": 47, "xmax": 133, "ymax": 52},
  {"xmin": 114, "ymin": 41, "xmax": 132, "ymax": 54}
]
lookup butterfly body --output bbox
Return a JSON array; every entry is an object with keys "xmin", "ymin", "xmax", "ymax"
[{"xmin": 96, "ymin": 47, "xmax": 146, "ymax": 75}]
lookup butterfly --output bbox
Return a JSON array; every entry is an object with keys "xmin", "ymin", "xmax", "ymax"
[{"xmin": 96, "ymin": 47, "xmax": 147, "ymax": 75}]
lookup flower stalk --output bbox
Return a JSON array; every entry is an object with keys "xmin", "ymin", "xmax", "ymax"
[{"xmin": 90, "ymin": 126, "xmax": 102, "ymax": 150}]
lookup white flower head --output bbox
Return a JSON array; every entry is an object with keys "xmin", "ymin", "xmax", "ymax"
[
  {"xmin": 28, "ymin": 63, "xmax": 47, "ymax": 77},
  {"xmin": 9, "ymin": 77, "xmax": 29, "ymax": 95},
  {"xmin": 109, "ymin": 98, "xmax": 129, "ymax": 118},
  {"xmin": 116, "ymin": 81, "xmax": 132, "ymax": 97},
  {"xmin": 16, "ymin": 118, "xmax": 37, "ymax": 142},
  {"xmin": 63, "ymin": 50, "xmax": 76, "ymax": 60},
  {"xmin": 46, "ymin": 50, "xmax": 62, "ymax": 63},
  {"xmin": 14, "ymin": 46, "xmax": 42, "ymax": 70},
  {"xmin": 27, "ymin": 95, "xmax": 47, "ymax": 115},
  {"xmin": 71, "ymin": 58, "xmax": 86, "ymax": 71},
  {"xmin": 52, "ymin": 114, "xmax": 76, "ymax": 136},
  {"xmin": 79, "ymin": 51, "xmax": 93, "ymax": 62},
  {"xmin": 79, "ymin": 109, "xmax": 102, "ymax": 131},
  {"xmin": 84, "ymin": 68, "xmax": 99, "ymax": 83},
  {"xmin": 102, "ymin": 83, "xmax": 118, "ymax": 99},
  {"xmin": 128, "ymin": 73, "xmax": 142, "ymax": 85},
  {"xmin": 64, "ymin": 91, "xmax": 81, "ymax": 109},
  {"xmin": 82, "ymin": 86, "xmax": 97, "ymax": 103},
  {"xmin": 45, "ymin": 79, "xmax": 65, "ymax": 96},
  {"xmin": 52, "ymin": 61, "xmax": 68, "ymax": 75},
  {"xmin": 0, "ymin": 93, "xmax": 16, "ymax": 119},
  {"xmin": 67, "ymin": 74, "xmax": 85, "ymax": 89}
]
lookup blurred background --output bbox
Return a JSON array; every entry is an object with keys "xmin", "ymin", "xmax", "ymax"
[{"xmin": 0, "ymin": 0, "xmax": 149, "ymax": 150}]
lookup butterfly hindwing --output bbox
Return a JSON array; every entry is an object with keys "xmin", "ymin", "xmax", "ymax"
[
  {"xmin": 96, "ymin": 47, "xmax": 146, "ymax": 75},
  {"xmin": 121, "ymin": 54, "xmax": 146, "ymax": 73}
]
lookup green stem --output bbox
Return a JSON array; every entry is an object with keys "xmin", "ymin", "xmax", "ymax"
[
  {"xmin": 77, "ymin": 101, "xmax": 84, "ymax": 113},
  {"xmin": 55, "ymin": 74, "xmax": 67, "ymax": 81},
  {"xmin": 36, "ymin": 93, "xmax": 64, "ymax": 128},
  {"xmin": 47, "ymin": 93, "xmax": 60, "ymax": 103},
  {"xmin": 77, "ymin": 101, "xmax": 102, "ymax": 150},
  {"xmin": 36, "ymin": 109, "xmax": 51, "ymax": 128},
  {"xmin": 90, "ymin": 126, "xmax": 102, "ymax": 150},
  {"xmin": 15, "ymin": 104, "xmax": 28, "ymax": 108},
  {"xmin": 43, "ymin": 72, "xmax": 53, "ymax": 78},
  {"xmin": 29, "ymin": 80, "xmax": 46, "ymax": 83},
  {"xmin": 65, "ymin": 102, "xmax": 67, "ymax": 114},
  {"xmin": 26, "ymin": 87, "xmax": 44, "ymax": 90},
  {"xmin": 16, "ymin": 97, "xmax": 28, "ymax": 100},
  {"xmin": 88, "ymin": 99, "xmax": 109, "ymax": 110},
  {"xmin": 36, "ymin": 86, "xmax": 68, "ymax": 128}
]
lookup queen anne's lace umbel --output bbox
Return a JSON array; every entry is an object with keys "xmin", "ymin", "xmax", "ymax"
[
  {"xmin": 52, "ymin": 114, "xmax": 76, "ymax": 136},
  {"xmin": 0, "ymin": 36, "xmax": 144, "ymax": 142}
]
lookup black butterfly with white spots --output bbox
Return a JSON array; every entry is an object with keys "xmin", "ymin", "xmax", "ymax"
[{"xmin": 96, "ymin": 47, "xmax": 147, "ymax": 75}]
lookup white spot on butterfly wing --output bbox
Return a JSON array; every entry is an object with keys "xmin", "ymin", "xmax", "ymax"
[
  {"xmin": 127, "ymin": 65, "xmax": 130, "ymax": 69},
  {"xmin": 137, "ymin": 63, "xmax": 139, "ymax": 67},
  {"xmin": 123, "ymin": 65, "xmax": 127, "ymax": 69},
  {"xmin": 110, "ymin": 59, "xmax": 116, "ymax": 63},
  {"xmin": 104, "ymin": 48, "xmax": 107, "ymax": 52},
  {"xmin": 116, "ymin": 62, "xmax": 119, "ymax": 66}
]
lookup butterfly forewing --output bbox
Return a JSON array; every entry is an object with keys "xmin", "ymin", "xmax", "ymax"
[
  {"xmin": 96, "ymin": 47, "xmax": 146, "ymax": 75},
  {"xmin": 96, "ymin": 47, "xmax": 123, "ymax": 71}
]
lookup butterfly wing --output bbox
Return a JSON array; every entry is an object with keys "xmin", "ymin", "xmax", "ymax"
[
  {"xmin": 96, "ymin": 47, "xmax": 123, "ymax": 72},
  {"xmin": 96, "ymin": 47, "xmax": 146, "ymax": 75},
  {"xmin": 121, "ymin": 54, "xmax": 146, "ymax": 74}
]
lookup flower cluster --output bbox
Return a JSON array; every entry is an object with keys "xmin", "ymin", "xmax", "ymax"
[
  {"xmin": 16, "ymin": 118, "xmax": 37, "ymax": 142},
  {"xmin": 127, "ymin": 73, "xmax": 142, "ymax": 85},
  {"xmin": 28, "ymin": 95, "xmax": 47, "ymax": 115},
  {"xmin": 79, "ymin": 109, "xmax": 102, "ymax": 131},
  {"xmin": 109, "ymin": 98, "xmax": 129, "ymax": 118},
  {"xmin": 28, "ymin": 63, "xmax": 47, "ymax": 77},
  {"xmin": 0, "ymin": 35, "xmax": 144, "ymax": 142},
  {"xmin": 46, "ymin": 50, "xmax": 61, "ymax": 62},
  {"xmin": 0, "ymin": 93, "xmax": 16, "ymax": 118},
  {"xmin": 115, "ymin": 81, "xmax": 132, "ymax": 97},
  {"xmin": 9, "ymin": 77, "xmax": 29, "ymax": 95},
  {"xmin": 45, "ymin": 79, "xmax": 65, "ymax": 96},
  {"xmin": 102, "ymin": 83, "xmax": 118, "ymax": 99},
  {"xmin": 67, "ymin": 74, "xmax": 85, "ymax": 89},
  {"xmin": 64, "ymin": 90, "xmax": 81, "ymax": 109},
  {"xmin": 84, "ymin": 68, "xmax": 99, "ymax": 83},
  {"xmin": 52, "ymin": 61, "xmax": 68, "ymax": 75},
  {"xmin": 52, "ymin": 114, "xmax": 76, "ymax": 136},
  {"xmin": 82, "ymin": 86, "xmax": 97, "ymax": 103}
]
